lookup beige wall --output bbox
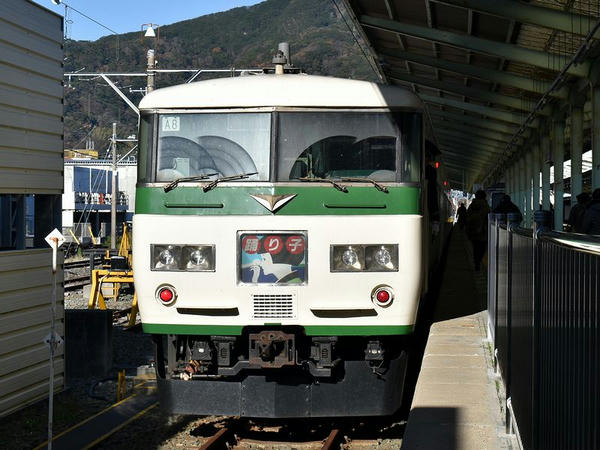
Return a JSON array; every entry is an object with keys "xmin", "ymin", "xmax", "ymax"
[
  {"xmin": 0, "ymin": 0, "xmax": 63, "ymax": 194},
  {"xmin": 0, "ymin": 0, "xmax": 64, "ymax": 417},
  {"xmin": 0, "ymin": 249, "xmax": 64, "ymax": 417}
]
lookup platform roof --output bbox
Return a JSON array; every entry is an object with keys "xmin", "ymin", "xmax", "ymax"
[{"xmin": 342, "ymin": 0, "xmax": 600, "ymax": 189}]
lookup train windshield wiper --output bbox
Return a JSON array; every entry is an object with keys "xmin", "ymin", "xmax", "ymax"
[
  {"xmin": 297, "ymin": 176, "xmax": 348, "ymax": 193},
  {"xmin": 340, "ymin": 177, "xmax": 389, "ymax": 193},
  {"xmin": 164, "ymin": 173, "xmax": 219, "ymax": 193},
  {"xmin": 202, "ymin": 172, "xmax": 258, "ymax": 192}
]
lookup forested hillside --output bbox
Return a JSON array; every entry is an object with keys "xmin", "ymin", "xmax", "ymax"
[{"xmin": 63, "ymin": 0, "xmax": 375, "ymax": 152}]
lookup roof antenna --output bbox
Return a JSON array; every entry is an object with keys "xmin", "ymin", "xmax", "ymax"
[{"xmin": 272, "ymin": 45, "xmax": 288, "ymax": 75}]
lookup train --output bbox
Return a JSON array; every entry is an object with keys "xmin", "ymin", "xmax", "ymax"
[{"xmin": 132, "ymin": 60, "xmax": 451, "ymax": 417}]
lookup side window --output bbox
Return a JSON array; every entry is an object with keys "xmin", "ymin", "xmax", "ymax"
[
  {"xmin": 399, "ymin": 113, "xmax": 422, "ymax": 183},
  {"xmin": 137, "ymin": 115, "xmax": 153, "ymax": 183}
]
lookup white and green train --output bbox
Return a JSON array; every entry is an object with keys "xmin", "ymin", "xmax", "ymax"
[{"xmin": 133, "ymin": 71, "xmax": 448, "ymax": 417}]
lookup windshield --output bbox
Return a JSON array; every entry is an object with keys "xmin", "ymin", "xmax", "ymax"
[
  {"xmin": 277, "ymin": 112, "xmax": 420, "ymax": 182},
  {"xmin": 140, "ymin": 111, "xmax": 422, "ymax": 184},
  {"xmin": 156, "ymin": 113, "xmax": 271, "ymax": 182}
]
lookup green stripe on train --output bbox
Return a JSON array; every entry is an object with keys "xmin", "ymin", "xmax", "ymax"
[
  {"xmin": 135, "ymin": 185, "xmax": 420, "ymax": 215},
  {"xmin": 142, "ymin": 323, "xmax": 414, "ymax": 336}
]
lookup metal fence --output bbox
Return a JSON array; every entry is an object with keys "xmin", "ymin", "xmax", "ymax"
[{"xmin": 488, "ymin": 214, "xmax": 599, "ymax": 450}]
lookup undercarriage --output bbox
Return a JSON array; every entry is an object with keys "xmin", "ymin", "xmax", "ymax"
[{"xmin": 152, "ymin": 328, "xmax": 409, "ymax": 417}]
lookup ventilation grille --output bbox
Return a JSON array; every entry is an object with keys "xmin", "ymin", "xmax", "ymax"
[{"xmin": 252, "ymin": 294, "xmax": 296, "ymax": 319}]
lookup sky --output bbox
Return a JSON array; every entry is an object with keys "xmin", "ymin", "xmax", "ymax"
[{"xmin": 32, "ymin": 0, "xmax": 264, "ymax": 41}]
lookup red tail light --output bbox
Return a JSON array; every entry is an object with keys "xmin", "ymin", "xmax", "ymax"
[
  {"xmin": 376, "ymin": 290, "xmax": 390, "ymax": 303},
  {"xmin": 156, "ymin": 285, "xmax": 176, "ymax": 305},
  {"xmin": 372, "ymin": 286, "xmax": 394, "ymax": 307}
]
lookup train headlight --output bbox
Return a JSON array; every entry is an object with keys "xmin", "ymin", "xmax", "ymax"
[
  {"xmin": 330, "ymin": 244, "xmax": 398, "ymax": 272},
  {"xmin": 331, "ymin": 245, "xmax": 364, "ymax": 271},
  {"xmin": 152, "ymin": 245, "xmax": 181, "ymax": 270},
  {"xmin": 160, "ymin": 249, "xmax": 176, "ymax": 265},
  {"xmin": 151, "ymin": 244, "xmax": 215, "ymax": 271},
  {"xmin": 365, "ymin": 245, "xmax": 398, "ymax": 271},
  {"xmin": 182, "ymin": 245, "xmax": 215, "ymax": 271}
]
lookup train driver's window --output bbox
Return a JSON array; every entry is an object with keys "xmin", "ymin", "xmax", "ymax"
[
  {"xmin": 155, "ymin": 113, "xmax": 271, "ymax": 182},
  {"xmin": 277, "ymin": 112, "xmax": 400, "ymax": 182}
]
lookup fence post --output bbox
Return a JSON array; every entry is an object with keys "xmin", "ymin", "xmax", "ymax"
[
  {"xmin": 504, "ymin": 214, "xmax": 518, "ymax": 433},
  {"xmin": 531, "ymin": 210, "xmax": 552, "ymax": 450},
  {"xmin": 492, "ymin": 213, "xmax": 506, "ymax": 345}
]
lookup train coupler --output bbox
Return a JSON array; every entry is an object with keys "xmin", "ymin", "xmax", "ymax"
[{"xmin": 248, "ymin": 330, "xmax": 295, "ymax": 368}]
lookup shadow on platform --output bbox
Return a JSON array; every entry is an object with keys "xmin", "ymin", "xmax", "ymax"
[
  {"xmin": 433, "ymin": 228, "xmax": 487, "ymax": 322},
  {"xmin": 402, "ymin": 407, "xmax": 458, "ymax": 449}
]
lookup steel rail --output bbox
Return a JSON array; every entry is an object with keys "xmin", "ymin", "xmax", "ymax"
[
  {"xmin": 322, "ymin": 428, "xmax": 345, "ymax": 449},
  {"xmin": 199, "ymin": 427, "xmax": 234, "ymax": 449}
]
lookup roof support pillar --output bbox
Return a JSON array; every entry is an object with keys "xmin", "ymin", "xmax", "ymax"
[
  {"xmin": 569, "ymin": 87, "xmax": 587, "ymax": 200},
  {"xmin": 525, "ymin": 149, "xmax": 534, "ymax": 227},
  {"xmin": 552, "ymin": 115, "xmax": 565, "ymax": 231},
  {"xmin": 509, "ymin": 162, "xmax": 517, "ymax": 212},
  {"xmin": 570, "ymin": 103, "xmax": 584, "ymax": 199},
  {"xmin": 540, "ymin": 123, "xmax": 552, "ymax": 211},
  {"xmin": 592, "ymin": 85, "xmax": 600, "ymax": 190},
  {"xmin": 518, "ymin": 157, "xmax": 526, "ymax": 224},
  {"xmin": 532, "ymin": 144, "xmax": 541, "ymax": 215},
  {"xmin": 506, "ymin": 165, "xmax": 514, "ymax": 202},
  {"xmin": 513, "ymin": 160, "xmax": 523, "ymax": 205}
]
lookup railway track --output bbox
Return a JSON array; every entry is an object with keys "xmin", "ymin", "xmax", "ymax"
[
  {"xmin": 185, "ymin": 415, "xmax": 405, "ymax": 449},
  {"xmin": 64, "ymin": 275, "xmax": 91, "ymax": 291},
  {"xmin": 197, "ymin": 422, "xmax": 348, "ymax": 450},
  {"xmin": 64, "ymin": 257, "xmax": 103, "ymax": 270}
]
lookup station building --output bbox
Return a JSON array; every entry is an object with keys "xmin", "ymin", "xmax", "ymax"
[{"xmin": 0, "ymin": 0, "xmax": 64, "ymax": 417}]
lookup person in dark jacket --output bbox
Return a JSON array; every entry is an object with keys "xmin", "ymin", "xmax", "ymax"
[
  {"xmin": 492, "ymin": 194, "xmax": 523, "ymax": 223},
  {"xmin": 582, "ymin": 188, "xmax": 600, "ymax": 235},
  {"xmin": 456, "ymin": 202, "xmax": 467, "ymax": 229},
  {"xmin": 567, "ymin": 192, "xmax": 590, "ymax": 233},
  {"xmin": 466, "ymin": 190, "xmax": 491, "ymax": 271}
]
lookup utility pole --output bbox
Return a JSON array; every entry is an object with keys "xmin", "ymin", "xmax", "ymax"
[
  {"xmin": 111, "ymin": 122, "xmax": 117, "ymax": 251},
  {"xmin": 147, "ymin": 49, "xmax": 155, "ymax": 93}
]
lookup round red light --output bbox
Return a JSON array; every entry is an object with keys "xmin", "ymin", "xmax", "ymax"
[
  {"xmin": 435, "ymin": 161, "xmax": 440, "ymax": 169},
  {"xmin": 159, "ymin": 288, "xmax": 173, "ymax": 303},
  {"xmin": 376, "ymin": 289, "xmax": 390, "ymax": 303}
]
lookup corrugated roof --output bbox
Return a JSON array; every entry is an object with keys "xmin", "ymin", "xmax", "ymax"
[{"xmin": 342, "ymin": 0, "xmax": 600, "ymax": 188}]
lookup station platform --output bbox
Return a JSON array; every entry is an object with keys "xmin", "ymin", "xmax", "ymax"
[{"xmin": 402, "ymin": 230, "xmax": 516, "ymax": 450}]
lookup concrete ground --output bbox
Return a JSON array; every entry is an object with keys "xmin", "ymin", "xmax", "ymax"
[{"xmin": 402, "ymin": 230, "xmax": 517, "ymax": 450}]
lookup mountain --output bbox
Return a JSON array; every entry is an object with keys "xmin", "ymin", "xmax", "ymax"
[{"xmin": 63, "ymin": 0, "xmax": 376, "ymax": 152}]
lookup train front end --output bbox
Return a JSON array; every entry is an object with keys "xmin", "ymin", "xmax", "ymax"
[{"xmin": 133, "ymin": 75, "xmax": 425, "ymax": 417}]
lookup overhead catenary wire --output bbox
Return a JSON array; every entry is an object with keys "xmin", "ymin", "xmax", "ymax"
[{"xmin": 62, "ymin": 3, "xmax": 120, "ymax": 61}]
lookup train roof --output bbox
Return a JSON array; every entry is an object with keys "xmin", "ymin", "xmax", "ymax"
[{"xmin": 138, "ymin": 74, "xmax": 424, "ymax": 110}]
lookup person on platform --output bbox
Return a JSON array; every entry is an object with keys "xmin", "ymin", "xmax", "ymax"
[
  {"xmin": 492, "ymin": 194, "xmax": 522, "ymax": 223},
  {"xmin": 456, "ymin": 202, "xmax": 467, "ymax": 229},
  {"xmin": 466, "ymin": 190, "xmax": 491, "ymax": 271},
  {"xmin": 582, "ymin": 188, "xmax": 600, "ymax": 235},
  {"xmin": 567, "ymin": 192, "xmax": 590, "ymax": 233}
]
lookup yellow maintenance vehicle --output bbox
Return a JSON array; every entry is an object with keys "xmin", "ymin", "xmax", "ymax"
[{"xmin": 88, "ymin": 223, "xmax": 138, "ymax": 327}]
